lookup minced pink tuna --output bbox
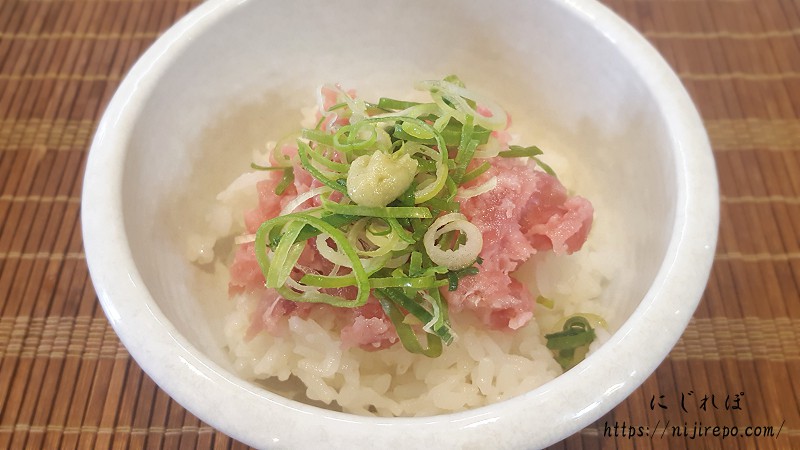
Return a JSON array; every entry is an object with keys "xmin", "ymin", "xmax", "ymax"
[
  {"xmin": 446, "ymin": 157, "xmax": 593, "ymax": 330},
  {"xmin": 229, "ymin": 150, "xmax": 592, "ymax": 351}
]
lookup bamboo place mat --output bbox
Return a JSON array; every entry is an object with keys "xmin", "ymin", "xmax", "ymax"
[{"xmin": 1, "ymin": 0, "xmax": 799, "ymax": 449}]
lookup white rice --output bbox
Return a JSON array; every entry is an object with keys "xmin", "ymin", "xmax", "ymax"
[{"xmin": 224, "ymin": 292, "xmax": 564, "ymax": 416}]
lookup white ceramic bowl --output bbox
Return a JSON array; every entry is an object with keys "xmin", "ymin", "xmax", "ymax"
[{"xmin": 82, "ymin": 0, "xmax": 718, "ymax": 448}]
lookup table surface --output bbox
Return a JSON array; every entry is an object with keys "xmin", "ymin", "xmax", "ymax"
[{"xmin": 1, "ymin": 0, "xmax": 798, "ymax": 449}]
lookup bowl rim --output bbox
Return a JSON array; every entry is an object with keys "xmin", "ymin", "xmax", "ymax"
[{"xmin": 81, "ymin": 0, "xmax": 719, "ymax": 448}]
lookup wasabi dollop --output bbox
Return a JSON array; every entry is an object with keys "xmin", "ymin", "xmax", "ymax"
[{"xmin": 346, "ymin": 151, "xmax": 418, "ymax": 207}]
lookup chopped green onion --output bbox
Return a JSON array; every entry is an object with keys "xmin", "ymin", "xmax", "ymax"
[
  {"xmin": 268, "ymin": 214, "xmax": 358, "ymax": 248},
  {"xmin": 255, "ymin": 213, "xmax": 370, "ymax": 308},
  {"xmin": 313, "ymin": 114, "xmax": 326, "ymax": 130},
  {"xmin": 545, "ymin": 316, "xmax": 595, "ymax": 350},
  {"xmin": 300, "ymin": 270, "xmax": 407, "ymax": 290},
  {"xmin": 239, "ymin": 76, "xmax": 568, "ymax": 358},
  {"xmin": 264, "ymin": 221, "xmax": 306, "ymax": 288},
  {"xmin": 327, "ymin": 101, "xmax": 349, "ymax": 112},
  {"xmin": 410, "ymin": 217, "xmax": 433, "ymax": 241},
  {"xmin": 422, "ymin": 289, "xmax": 449, "ymax": 334},
  {"xmin": 443, "ymin": 74, "xmax": 466, "ymax": 88},
  {"xmin": 408, "ymin": 251, "xmax": 423, "ymax": 277},
  {"xmin": 425, "ymin": 200, "xmax": 460, "ymax": 214},
  {"xmin": 532, "ymin": 156, "xmax": 557, "ymax": 177},
  {"xmin": 300, "ymin": 253, "xmax": 391, "ymax": 287},
  {"xmin": 333, "ymin": 123, "xmax": 377, "ymax": 153},
  {"xmin": 274, "ymin": 166, "xmax": 294, "ymax": 195},
  {"xmin": 249, "ymin": 163, "xmax": 295, "ymax": 195},
  {"xmin": 401, "ymin": 120, "xmax": 435, "ymax": 140},
  {"xmin": 497, "ymin": 145, "xmax": 558, "ymax": 177},
  {"xmin": 366, "ymin": 219, "xmax": 392, "ymax": 236},
  {"xmin": 377, "ymin": 97, "xmax": 421, "ymax": 111},
  {"xmin": 460, "ymin": 161, "xmax": 492, "ymax": 184},
  {"xmin": 304, "ymin": 145, "xmax": 350, "ymax": 173},
  {"xmin": 450, "ymin": 114, "xmax": 478, "ymax": 184},
  {"xmin": 452, "ymin": 143, "xmax": 478, "ymax": 185},
  {"xmin": 386, "ymin": 217, "xmax": 416, "ymax": 243},
  {"xmin": 322, "ymin": 196, "xmax": 433, "ymax": 219},
  {"xmin": 445, "ymin": 265, "xmax": 479, "ymax": 291},
  {"xmin": 392, "ymin": 119, "xmax": 490, "ymax": 147},
  {"xmin": 302, "ymin": 128, "xmax": 335, "ymax": 146},
  {"xmin": 458, "ymin": 114, "xmax": 475, "ymax": 151},
  {"xmin": 250, "ymin": 163, "xmax": 287, "ymax": 171},
  {"xmin": 544, "ymin": 315, "xmax": 597, "ymax": 370},
  {"xmin": 413, "ymin": 157, "xmax": 437, "ymax": 173},
  {"xmin": 374, "ymin": 288, "xmax": 455, "ymax": 345},
  {"xmin": 536, "ymin": 295, "xmax": 555, "ymax": 309},
  {"xmin": 377, "ymin": 294, "xmax": 443, "ymax": 357},
  {"xmin": 396, "ymin": 182, "xmax": 416, "ymax": 207},
  {"xmin": 498, "ymin": 145, "xmax": 544, "ymax": 158},
  {"xmin": 297, "ymin": 140, "xmax": 349, "ymax": 195}
]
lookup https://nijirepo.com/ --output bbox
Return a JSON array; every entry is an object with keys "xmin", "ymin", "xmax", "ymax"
[{"xmin": 603, "ymin": 420, "xmax": 785, "ymax": 440}]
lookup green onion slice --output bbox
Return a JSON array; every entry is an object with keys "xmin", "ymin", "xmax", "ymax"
[
  {"xmin": 536, "ymin": 295, "xmax": 555, "ymax": 309},
  {"xmin": 377, "ymin": 294, "xmax": 443, "ymax": 357},
  {"xmin": 377, "ymin": 97, "xmax": 421, "ymax": 111},
  {"xmin": 498, "ymin": 145, "xmax": 544, "ymax": 158},
  {"xmin": 322, "ymin": 195, "xmax": 433, "ymax": 219},
  {"xmin": 532, "ymin": 156, "xmax": 557, "ymax": 177},
  {"xmin": 250, "ymin": 163, "xmax": 286, "ymax": 171},
  {"xmin": 268, "ymin": 213, "xmax": 358, "ymax": 248},
  {"xmin": 255, "ymin": 213, "xmax": 370, "ymax": 307},
  {"xmin": 544, "ymin": 315, "xmax": 598, "ymax": 370},
  {"xmin": 297, "ymin": 140, "xmax": 349, "ymax": 195},
  {"xmin": 274, "ymin": 166, "xmax": 295, "ymax": 195},
  {"xmin": 460, "ymin": 161, "xmax": 492, "ymax": 184},
  {"xmin": 374, "ymin": 287, "xmax": 455, "ymax": 345},
  {"xmin": 302, "ymin": 128, "xmax": 335, "ymax": 146}
]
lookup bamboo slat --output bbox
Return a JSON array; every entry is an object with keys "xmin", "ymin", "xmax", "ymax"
[{"xmin": 0, "ymin": 0, "xmax": 798, "ymax": 449}]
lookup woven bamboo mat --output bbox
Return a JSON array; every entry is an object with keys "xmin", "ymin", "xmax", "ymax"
[{"xmin": 0, "ymin": 0, "xmax": 798, "ymax": 448}]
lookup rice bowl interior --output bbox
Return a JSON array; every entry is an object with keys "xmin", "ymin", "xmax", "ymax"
[{"xmin": 82, "ymin": 0, "xmax": 718, "ymax": 448}]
